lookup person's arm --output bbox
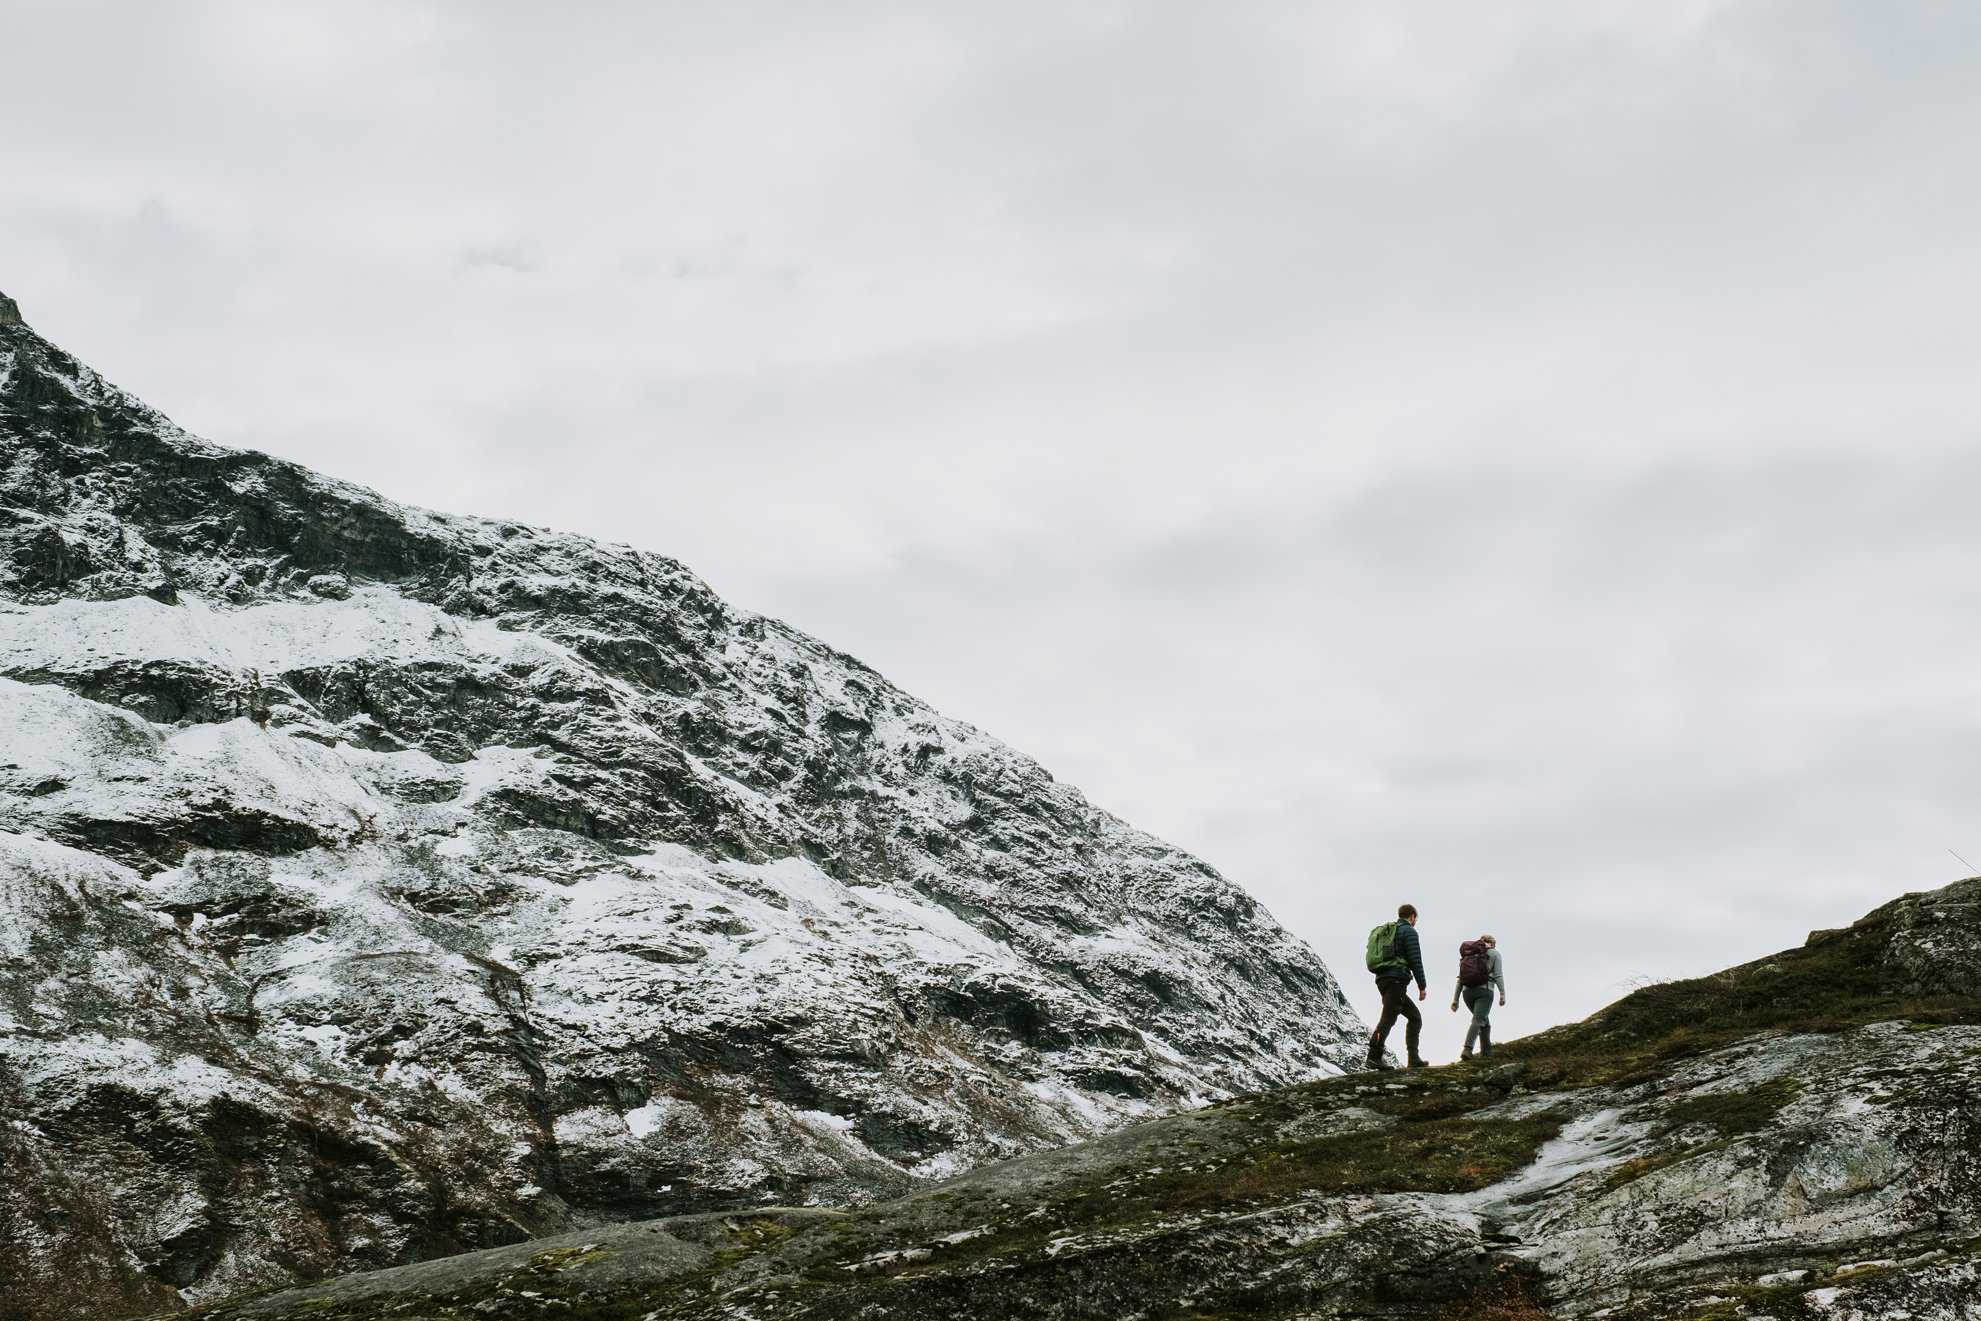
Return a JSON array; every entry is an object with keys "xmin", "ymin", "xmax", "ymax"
[
  {"xmin": 1492, "ymin": 950, "xmax": 1506, "ymax": 1002},
  {"xmin": 1451, "ymin": 975, "xmax": 1461, "ymax": 1011},
  {"xmin": 1400, "ymin": 923, "xmax": 1427, "ymax": 996}
]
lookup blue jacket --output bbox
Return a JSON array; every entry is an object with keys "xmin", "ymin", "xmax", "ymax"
[{"xmin": 1378, "ymin": 921, "xmax": 1426, "ymax": 990}]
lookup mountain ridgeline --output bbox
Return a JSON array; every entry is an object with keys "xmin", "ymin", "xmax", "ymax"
[{"xmin": 0, "ymin": 296, "xmax": 1368, "ymax": 1319}]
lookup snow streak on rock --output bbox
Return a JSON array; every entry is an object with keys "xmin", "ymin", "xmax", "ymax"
[{"xmin": 0, "ymin": 299, "xmax": 1365, "ymax": 1313}]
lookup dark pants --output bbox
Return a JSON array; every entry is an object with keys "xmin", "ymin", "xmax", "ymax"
[
  {"xmin": 1370, "ymin": 976, "xmax": 1422, "ymax": 1061},
  {"xmin": 1462, "ymin": 984, "xmax": 1495, "ymax": 1054}
]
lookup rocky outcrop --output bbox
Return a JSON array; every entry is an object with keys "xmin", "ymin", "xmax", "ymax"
[
  {"xmin": 0, "ymin": 295, "xmax": 1367, "ymax": 1319},
  {"xmin": 154, "ymin": 877, "xmax": 1981, "ymax": 1320}
]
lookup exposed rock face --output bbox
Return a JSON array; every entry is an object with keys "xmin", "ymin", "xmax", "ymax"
[
  {"xmin": 156, "ymin": 877, "xmax": 1981, "ymax": 1320},
  {"xmin": 0, "ymin": 297, "xmax": 1367, "ymax": 1318}
]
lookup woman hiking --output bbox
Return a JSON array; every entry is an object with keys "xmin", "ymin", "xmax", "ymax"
[{"xmin": 1450, "ymin": 935, "xmax": 1505, "ymax": 1060}]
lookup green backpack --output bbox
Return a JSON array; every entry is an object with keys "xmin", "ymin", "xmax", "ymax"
[{"xmin": 1365, "ymin": 921, "xmax": 1403, "ymax": 972}]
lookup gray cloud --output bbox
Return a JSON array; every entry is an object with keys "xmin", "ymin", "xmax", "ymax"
[{"xmin": 761, "ymin": 452, "xmax": 1981, "ymax": 1035}]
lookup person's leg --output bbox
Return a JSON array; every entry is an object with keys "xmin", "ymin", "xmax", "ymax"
[
  {"xmin": 1469, "ymin": 986, "xmax": 1495, "ymax": 1054},
  {"xmin": 1400, "ymin": 991, "xmax": 1425, "ymax": 1065},
  {"xmin": 1368, "ymin": 979, "xmax": 1403, "ymax": 1064},
  {"xmin": 1462, "ymin": 986, "xmax": 1490, "ymax": 1055}
]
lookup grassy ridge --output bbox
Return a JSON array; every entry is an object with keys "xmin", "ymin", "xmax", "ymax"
[{"xmin": 1495, "ymin": 900, "xmax": 1981, "ymax": 1088}]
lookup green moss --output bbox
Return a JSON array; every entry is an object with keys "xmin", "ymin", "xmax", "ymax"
[
  {"xmin": 693, "ymin": 1215, "xmax": 805, "ymax": 1277},
  {"xmin": 1598, "ymin": 1147, "xmax": 1708, "ymax": 1193},
  {"xmin": 1666, "ymin": 1078, "xmax": 1804, "ymax": 1135},
  {"xmin": 1362, "ymin": 1088, "xmax": 1505, "ymax": 1123},
  {"xmin": 1148, "ymin": 1113, "xmax": 1566, "ymax": 1206},
  {"xmin": 1684, "ymin": 1278, "xmax": 1831, "ymax": 1320},
  {"xmin": 1232, "ymin": 1071, "xmax": 1517, "ymax": 1129},
  {"xmin": 1593, "ymin": 1080, "xmax": 1803, "ymax": 1192}
]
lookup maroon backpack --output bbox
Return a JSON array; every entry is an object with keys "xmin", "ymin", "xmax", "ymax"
[{"xmin": 1458, "ymin": 940, "xmax": 1491, "ymax": 987}]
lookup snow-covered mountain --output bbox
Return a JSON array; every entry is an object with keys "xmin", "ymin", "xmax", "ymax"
[{"xmin": 0, "ymin": 292, "xmax": 1366, "ymax": 1317}]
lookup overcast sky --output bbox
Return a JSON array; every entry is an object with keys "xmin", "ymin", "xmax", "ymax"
[{"xmin": 9, "ymin": 0, "xmax": 1981, "ymax": 1047}]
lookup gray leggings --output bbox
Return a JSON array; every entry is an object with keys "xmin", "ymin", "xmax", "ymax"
[{"xmin": 1461, "ymin": 984, "xmax": 1495, "ymax": 1051}]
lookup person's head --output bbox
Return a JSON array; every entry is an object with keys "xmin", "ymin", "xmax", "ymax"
[
  {"xmin": 1398, "ymin": 903, "xmax": 1417, "ymax": 925},
  {"xmin": 1481, "ymin": 935, "xmax": 1496, "ymax": 948}
]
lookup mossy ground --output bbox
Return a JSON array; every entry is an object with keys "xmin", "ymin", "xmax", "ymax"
[
  {"xmin": 1492, "ymin": 910, "xmax": 1981, "ymax": 1087},
  {"xmin": 807, "ymin": 1108, "xmax": 1563, "ymax": 1285}
]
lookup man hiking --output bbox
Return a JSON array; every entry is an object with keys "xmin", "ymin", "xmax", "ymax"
[
  {"xmin": 1364, "ymin": 903, "xmax": 1427, "ymax": 1070},
  {"xmin": 1451, "ymin": 934, "xmax": 1505, "ymax": 1060}
]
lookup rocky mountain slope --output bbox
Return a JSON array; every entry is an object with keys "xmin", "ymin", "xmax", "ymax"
[
  {"xmin": 158, "ymin": 875, "xmax": 1981, "ymax": 1321},
  {"xmin": 0, "ymin": 293, "xmax": 1368, "ymax": 1320}
]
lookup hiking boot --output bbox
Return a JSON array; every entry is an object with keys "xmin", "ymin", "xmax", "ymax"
[
  {"xmin": 1459, "ymin": 1049, "xmax": 1474, "ymax": 1062},
  {"xmin": 1406, "ymin": 1054, "xmax": 1429, "ymax": 1069},
  {"xmin": 1365, "ymin": 1052, "xmax": 1393, "ymax": 1071},
  {"xmin": 1479, "ymin": 1027, "xmax": 1493, "ymax": 1056}
]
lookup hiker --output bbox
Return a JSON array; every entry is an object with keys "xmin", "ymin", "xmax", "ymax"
[
  {"xmin": 1451, "ymin": 934, "xmax": 1505, "ymax": 1060},
  {"xmin": 1364, "ymin": 903, "xmax": 1428, "ymax": 1070}
]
